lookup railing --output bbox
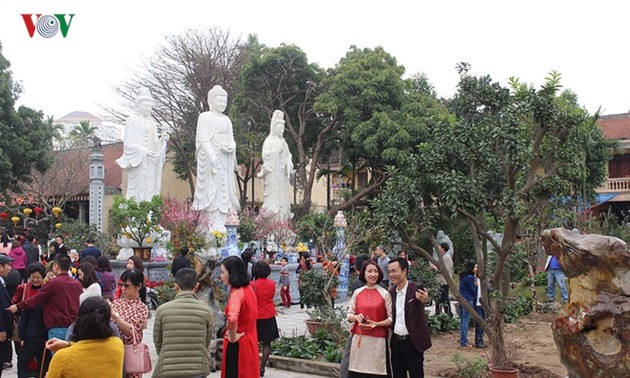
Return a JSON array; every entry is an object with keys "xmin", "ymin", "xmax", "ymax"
[{"xmin": 598, "ymin": 177, "xmax": 630, "ymax": 192}]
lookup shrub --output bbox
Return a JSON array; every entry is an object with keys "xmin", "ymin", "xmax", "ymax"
[
  {"xmin": 271, "ymin": 328, "xmax": 346, "ymax": 363},
  {"xmin": 271, "ymin": 336, "xmax": 319, "ymax": 360},
  {"xmin": 300, "ymin": 269, "xmax": 338, "ymax": 309},
  {"xmin": 58, "ymin": 218, "xmax": 115, "ymax": 257},
  {"xmin": 295, "ymin": 213, "xmax": 335, "ymax": 251},
  {"xmin": 451, "ymin": 352, "xmax": 488, "ymax": 378},
  {"xmin": 155, "ymin": 280, "xmax": 176, "ymax": 304},
  {"xmin": 533, "ymin": 270, "xmax": 547, "ymax": 286},
  {"xmin": 428, "ymin": 313, "xmax": 459, "ymax": 334},
  {"xmin": 504, "ymin": 295, "xmax": 532, "ymax": 323},
  {"xmin": 408, "ymin": 260, "xmax": 441, "ymax": 301}
]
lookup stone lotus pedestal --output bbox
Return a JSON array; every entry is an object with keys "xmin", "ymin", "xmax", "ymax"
[{"xmin": 541, "ymin": 228, "xmax": 630, "ymax": 378}]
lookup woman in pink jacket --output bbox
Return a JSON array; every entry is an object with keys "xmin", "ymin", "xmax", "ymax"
[{"xmin": 9, "ymin": 240, "xmax": 28, "ymax": 282}]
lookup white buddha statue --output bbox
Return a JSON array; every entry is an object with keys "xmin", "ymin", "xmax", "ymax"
[
  {"xmin": 258, "ymin": 110, "xmax": 294, "ymax": 220},
  {"xmin": 192, "ymin": 85, "xmax": 240, "ymax": 231},
  {"xmin": 116, "ymin": 87, "xmax": 169, "ymax": 201}
]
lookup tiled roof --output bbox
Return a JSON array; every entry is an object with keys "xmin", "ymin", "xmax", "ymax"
[
  {"xmin": 56, "ymin": 111, "xmax": 102, "ymax": 124},
  {"xmin": 597, "ymin": 113, "xmax": 630, "ymax": 140},
  {"xmin": 36, "ymin": 143, "xmax": 123, "ymax": 197}
]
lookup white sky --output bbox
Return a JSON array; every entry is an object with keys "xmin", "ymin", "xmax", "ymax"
[{"xmin": 0, "ymin": 0, "xmax": 629, "ymax": 119}]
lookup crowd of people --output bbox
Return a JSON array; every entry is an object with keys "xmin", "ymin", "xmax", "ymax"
[
  {"xmin": 0, "ymin": 225, "xmax": 565, "ymax": 378},
  {"xmin": 0, "ymin": 229, "xmax": 157, "ymax": 378}
]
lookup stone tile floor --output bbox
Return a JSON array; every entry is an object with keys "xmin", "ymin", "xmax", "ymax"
[
  {"xmin": 4, "ymin": 296, "xmax": 452, "ymax": 377},
  {"xmin": 3, "ymin": 301, "xmax": 324, "ymax": 378}
]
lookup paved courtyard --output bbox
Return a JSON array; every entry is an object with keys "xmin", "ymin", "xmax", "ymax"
[
  {"xmin": 3, "ymin": 300, "xmax": 324, "ymax": 378},
  {"xmin": 4, "ymin": 296, "xmax": 452, "ymax": 377}
]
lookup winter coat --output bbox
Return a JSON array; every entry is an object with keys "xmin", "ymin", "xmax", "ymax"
[{"xmin": 152, "ymin": 291, "xmax": 215, "ymax": 377}]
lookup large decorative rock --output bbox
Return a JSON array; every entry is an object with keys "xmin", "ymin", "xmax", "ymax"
[{"xmin": 540, "ymin": 228, "xmax": 630, "ymax": 378}]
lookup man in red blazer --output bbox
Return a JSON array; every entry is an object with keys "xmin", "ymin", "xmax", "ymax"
[{"xmin": 388, "ymin": 257, "xmax": 432, "ymax": 378}]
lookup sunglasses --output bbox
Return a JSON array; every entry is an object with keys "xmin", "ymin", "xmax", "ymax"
[{"xmin": 118, "ymin": 283, "xmax": 135, "ymax": 288}]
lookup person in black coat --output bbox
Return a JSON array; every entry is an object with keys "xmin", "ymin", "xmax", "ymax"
[
  {"xmin": 171, "ymin": 246, "xmax": 192, "ymax": 277},
  {"xmin": 21, "ymin": 234, "xmax": 40, "ymax": 266},
  {"xmin": 0, "ymin": 254, "xmax": 16, "ymax": 377}
]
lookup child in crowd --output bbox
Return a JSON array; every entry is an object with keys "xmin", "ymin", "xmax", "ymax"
[{"xmin": 279, "ymin": 257, "xmax": 291, "ymax": 307}]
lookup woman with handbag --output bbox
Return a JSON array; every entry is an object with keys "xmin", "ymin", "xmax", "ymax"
[
  {"xmin": 110, "ymin": 268, "xmax": 149, "ymax": 378},
  {"xmin": 12, "ymin": 262, "xmax": 49, "ymax": 378},
  {"xmin": 45, "ymin": 296, "xmax": 123, "ymax": 377}
]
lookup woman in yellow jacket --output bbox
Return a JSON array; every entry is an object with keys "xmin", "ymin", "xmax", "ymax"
[{"xmin": 45, "ymin": 297, "xmax": 123, "ymax": 378}]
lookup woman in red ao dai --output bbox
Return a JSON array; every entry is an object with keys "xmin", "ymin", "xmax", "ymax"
[{"xmin": 347, "ymin": 260, "xmax": 393, "ymax": 378}]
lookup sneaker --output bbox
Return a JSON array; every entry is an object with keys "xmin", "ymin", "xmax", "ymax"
[
  {"xmin": 459, "ymin": 344, "xmax": 473, "ymax": 349},
  {"xmin": 475, "ymin": 343, "xmax": 488, "ymax": 348}
]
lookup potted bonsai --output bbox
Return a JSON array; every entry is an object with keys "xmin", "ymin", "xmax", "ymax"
[
  {"xmin": 110, "ymin": 195, "xmax": 164, "ymax": 260},
  {"xmin": 299, "ymin": 268, "xmax": 340, "ymax": 335}
]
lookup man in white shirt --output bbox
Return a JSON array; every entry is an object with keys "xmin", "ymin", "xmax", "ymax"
[{"xmin": 388, "ymin": 257, "xmax": 432, "ymax": 378}]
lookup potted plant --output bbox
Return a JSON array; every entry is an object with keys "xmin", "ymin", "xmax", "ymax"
[
  {"xmin": 299, "ymin": 268, "xmax": 340, "ymax": 335},
  {"xmin": 110, "ymin": 195, "xmax": 164, "ymax": 260}
]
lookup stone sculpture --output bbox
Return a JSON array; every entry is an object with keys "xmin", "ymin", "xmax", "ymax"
[
  {"xmin": 258, "ymin": 110, "xmax": 294, "ymax": 220},
  {"xmin": 192, "ymin": 85, "xmax": 240, "ymax": 232},
  {"xmin": 116, "ymin": 87, "xmax": 169, "ymax": 201},
  {"xmin": 540, "ymin": 227, "xmax": 630, "ymax": 378}
]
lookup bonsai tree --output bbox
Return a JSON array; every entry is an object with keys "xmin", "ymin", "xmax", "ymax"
[
  {"xmin": 373, "ymin": 69, "xmax": 611, "ymax": 369},
  {"xmin": 300, "ymin": 268, "xmax": 338, "ymax": 322},
  {"xmin": 110, "ymin": 195, "xmax": 164, "ymax": 247}
]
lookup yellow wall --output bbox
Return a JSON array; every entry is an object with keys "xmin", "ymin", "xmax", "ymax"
[{"xmin": 116, "ymin": 159, "xmax": 333, "ymax": 215}]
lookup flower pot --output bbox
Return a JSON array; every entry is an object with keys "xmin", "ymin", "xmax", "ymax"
[
  {"xmin": 489, "ymin": 367, "xmax": 518, "ymax": 378},
  {"xmin": 304, "ymin": 319, "xmax": 334, "ymax": 335},
  {"xmin": 133, "ymin": 247, "xmax": 152, "ymax": 261}
]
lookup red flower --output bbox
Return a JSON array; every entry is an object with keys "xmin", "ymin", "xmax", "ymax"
[{"xmin": 147, "ymin": 280, "xmax": 165, "ymax": 288}]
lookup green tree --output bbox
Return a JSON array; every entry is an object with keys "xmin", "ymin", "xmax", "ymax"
[
  {"xmin": 230, "ymin": 35, "xmax": 270, "ymax": 207},
  {"xmin": 317, "ymin": 48, "xmax": 450, "ymax": 215},
  {"xmin": 0, "ymin": 42, "xmax": 53, "ymax": 195},
  {"xmin": 69, "ymin": 120, "xmax": 97, "ymax": 147},
  {"xmin": 47, "ymin": 116, "xmax": 65, "ymax": 145},
  {"xmin": 374, "ymin": 68, "xmax": 611, "ymax": 369},
  {"xmin": 235, "ymin": 43, "xmax": 329, "ymax": 216}
]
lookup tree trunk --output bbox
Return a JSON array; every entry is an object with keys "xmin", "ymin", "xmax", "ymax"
[
  {"xmin": 327, "ymin": 174, "xmax": 388, "ymax": 216},
  {"xmin": 488, "ymin": 311, "xmax": 509, "ymax": 369}
]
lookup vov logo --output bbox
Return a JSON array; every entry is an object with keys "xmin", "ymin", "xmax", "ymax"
[{"xmin": 21, "ymin": 14, "xmax": 75, "ymax": 38}]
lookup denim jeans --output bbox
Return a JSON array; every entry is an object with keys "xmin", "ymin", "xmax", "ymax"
[
  {"xmin": 47, "ymin": 327, "xmax": 69, "ymax": 356},
  {"xmin": 547, "ymin": 268, "xmax": 568, "ymax": 302},
  {"xmin": 474, "ymin": 305, "xmax": 485, "ymax": 346},
  {"xmin": 47, "ymin": 328, "xmax": 68, "ymax": 341},
  {"xmin": 459, "ymin": 298, "xmax": 474, "ymax": 346}
]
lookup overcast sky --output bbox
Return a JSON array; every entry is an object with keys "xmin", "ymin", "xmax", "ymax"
[{"xmin": 1, "ymin": 0, "xmax": 629, "ymax": 120}]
